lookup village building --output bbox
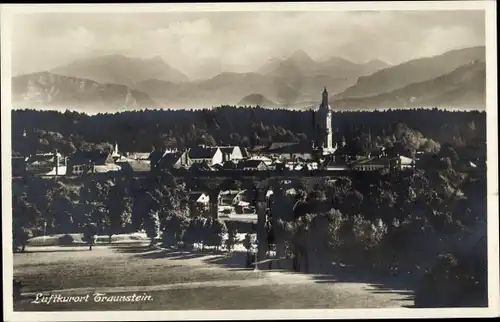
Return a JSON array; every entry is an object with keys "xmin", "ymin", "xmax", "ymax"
[
  {"xmin": 189, "ymin": 160, "xmax": 216, "ymax": 172},
  {"xmin": 67, "ymin": 151, "xmax": 119, "ymax": 175},
  {"xmin": 122, "ymin": 152, "xmax": 152, "ymax": 162},
  {"xmin": 189, "ymin": 191, "xmax": 210, "ymax": 210},
  {"xmin": 236, "ymin": 159, "xmax": 269, "ymax": 171},
  {"xmin": 150, "ymin": 150, "xmax": 189, "ymax": 173},
  {"xmin": 115, "ymin": 159, "xmax": 151, "ymax": 173},
  {"xmin": 111, "ymin": 142, "xmax": 121, "ymax": 162},
  {"xmin": 215, "ymin": 146, "xmax": 248, "ymax": 162},
  {"xmin": 349, "ymin": 155, "xmax": 415, "ymax": 172},
  {"xmin": 17, "ymin": 151, "xmax": 68, "ymax": 177},
  {"xmin": 248, "ymin": 88, "xmax": 336, "ymax": 161},
  {"xmin": 218, "ymin": 189, "xmax": 253, "ymax": 214},
  {"xmin": 219, "ymin": 160, "xmax": 239, "ymax": 170},
  {"xmin": 188, "ymin": 146, "xmax": 223, "ymax": 166},
  {"xmin": 394, "ymin": 155, "xmax": 416, "ymax": 170},
  {"xmin": 247, "ymin": 155, "xmax": 273, "ymax": 166},
  {"xmin": 350, "ymin": 157, "xmax": 391, "ymax": 172}
]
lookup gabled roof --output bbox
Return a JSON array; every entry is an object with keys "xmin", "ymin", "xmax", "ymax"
[
  {"xmin": 189, "ymin": 192, "xmax": 209, "ymax": 202},
  {"xmin": 27, "ymin": 153, "xmax": 62, "ymax": 165},
  {"xmin": 219, "ymin": 147, "xmax": 235, "ymax": 154},
  {"xmin": 190, "ymin": 161, "xmax": 215, "ymax": 171},
  {"xmin": 188, "ymin": 146, "xmax": 220, "ymax": 159},
  {"xmin": 117, "ymin": 160, "xmax": 151, "ymax": 172},
  {"xmin": 237, "ymin": 159, "xmax": 267, "ymax": 169},
  {"xmin": 240, "ymin": 147, "xmax": 250, "ymax": 158},
  {"xmin": 159, "ymin": 151, "xmax": 183, "ymax": 168},
  {"xmin": 127, "ymin": 152, "xmax": 151, "ymax": 160}
]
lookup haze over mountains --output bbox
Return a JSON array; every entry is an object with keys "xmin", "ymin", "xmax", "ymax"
[
  {"xmin": 51, "ymin": 55, "xmax": 190, "ymax": 87},
  {"xmin": 332, "ymin": 60, "xmax": 486, "ymax": 110},
  {"xmin": 11, "ymin": 46, "xmax": 486, "ymax": 113},
  {"xmin": 12, "ymin": 72, "xmax": 155, "ymax": 113}
]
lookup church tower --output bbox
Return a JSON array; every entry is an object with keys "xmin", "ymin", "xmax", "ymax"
[{"xmin": 315, "ymin": 87, "xmax": 336, "ymax": 155}]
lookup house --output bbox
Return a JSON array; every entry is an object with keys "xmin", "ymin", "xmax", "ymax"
[
  {"xmin": 124, "ymin": 152, "xmax": 151, "ymax": 161},
  {"xmin": 321, "ymin": 156, "xmax": 351, "ymax": 171},
  {"xmin": 236, "ymin": 159, "xmax": 269, "ymax": 171},
  {"xmin": 394, "ymin": 155, "xmax": 415, "ymax": 170},
  {"xmin": 150, "ymin": 150, "xmax": 189, "ymax": 173},
  {"xmin": 67, "ymin": 151, "xmax": 117, "ymax": 175},
  {"xmin": 220, "ymin": 160, "xmax": 239, "ymax": 170},
  {"xmin": 189, "ymin": 161, "xmax": 216, "ymax": 172},
  {"xmin": 188, "ymin": 146, "xmax": 223, "ymax": 166},
  {"xmin": 25, "ymin": 152, "xmax": 67, "ymax": 176},
  {"xmin": 248, "ymin": 155, "xmax": 273, "ymax": 166},
  {"xmin": 216, "ymin": 146, "xmax": 247, "ymax": 162},
  {"xmin": 111, "ymin": 143, "xmax": 121, "ymax": 161},
  {"xmin": 251, "ymin": 142, "xmax": 315, "ymax": 161},
  {"xmin": 219, "ymin": 189, "xmax": 252, "ymax": 207},
  {"xmin": 218, "ymin": 190, "xmax": 241, "ymax": 206},
  {"xmin": 116, "ymin": 159, "xmax": 151, "ymax": 173},
  {"xmin": 350, "ymin": 158, "xmax": 390, "ymax": 172},
  {"xmin": 189, "ymin": 192, "xmax": 210, "ymax": 209}
]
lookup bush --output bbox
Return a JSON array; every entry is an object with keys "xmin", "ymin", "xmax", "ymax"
[{"xmin": 352, "ymin": 215, "xmax": 387, "ymax": 250}]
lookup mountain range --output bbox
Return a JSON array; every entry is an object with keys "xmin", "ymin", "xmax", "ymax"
[
  {"xmin": 331, "ymin": 60, "xmax": 486, "ymax": 110},
  {"xmin": 51, "ymin": 55, "xmax": 189, "ymax": 87},
  {"xmin": 11, "ymin": 46, "xmax": 486, "ymax": 113},
  {"xmin": 12, "ymin": 72, "xmax": 155, "ymax": 113}
]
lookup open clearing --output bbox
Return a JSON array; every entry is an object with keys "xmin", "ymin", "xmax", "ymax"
[{"xmin": 13, "ymin": 243, "xmax": 415, "ymax": 311}]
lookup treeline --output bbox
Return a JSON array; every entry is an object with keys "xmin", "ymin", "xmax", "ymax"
[{"xmin": 12, "ymin": 107, "xmax": 486, "ymax": 156}]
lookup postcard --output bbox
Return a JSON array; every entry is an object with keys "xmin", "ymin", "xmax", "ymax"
[{"xmin": 2, "ymin": 1, "xmax": 498, "ymax": 321}]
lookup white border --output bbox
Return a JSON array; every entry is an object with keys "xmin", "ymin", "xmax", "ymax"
[{"xmin": 1, "ymin": 1, "xmax": 498, "ymax": 321}]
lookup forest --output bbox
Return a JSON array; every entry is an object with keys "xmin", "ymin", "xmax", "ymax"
[
  {"xmin": 11, "ymin": 106, "xmax": 488, "ymax": 307},
  {"xmin": 11, "ymin": 106, "xmax": 486, "ymax": 158}
]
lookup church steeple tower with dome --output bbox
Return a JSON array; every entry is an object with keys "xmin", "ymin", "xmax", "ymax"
[{"xmin": 315, "ymin": 87, "xmax": 336, "ymax": 155}]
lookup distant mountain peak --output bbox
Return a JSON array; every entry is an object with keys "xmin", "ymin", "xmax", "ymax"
[
  {"xmin": 238, "ymin": 93, "xmax": 276, "ymax": 107},
  {"xmin": 288, "ymin": 50, "xmax": 316, "ymax": 64},
  {"xmin": 51, "ymin": 54, "xmax": 189, "ymax": 86}
]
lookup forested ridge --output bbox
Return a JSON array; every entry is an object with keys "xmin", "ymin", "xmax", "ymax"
[{"xmin": 12, "ymin": 106, "xmax": 485, "ymax": 157}]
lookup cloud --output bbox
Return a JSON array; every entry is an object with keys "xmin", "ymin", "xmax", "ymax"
[{"xmin": 11, "ymin": 11, "xmax": 485, "ymax": 78}]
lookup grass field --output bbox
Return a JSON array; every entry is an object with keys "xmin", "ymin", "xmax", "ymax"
[{"xmin": 13, "ymin": 243, "xmax": 415, "ymax": 311}]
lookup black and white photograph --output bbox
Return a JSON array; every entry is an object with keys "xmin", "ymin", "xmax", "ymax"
[{"xmin": 2, "ymin": 2, "xmax": 498, "ymax": 320}]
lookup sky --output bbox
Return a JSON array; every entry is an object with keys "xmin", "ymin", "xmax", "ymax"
[{"xmin": 11, "ymin": 10, "xmax": 485, "ymax": 80}]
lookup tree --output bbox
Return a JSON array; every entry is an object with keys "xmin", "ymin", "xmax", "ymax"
[
  {"xmin": 225, "ymin": 222, "xmax": 239, "ymax": 253},
  {"xmin": 209, "ymin": 219, "xmax": 227, "ymax": 251},
  {"xmin": 84, "ymin": 222, "xmax": 98, "ymax": 251},
  {"xmin": 162, "ymin": 212, "xmax": 190, "ymax": 247},
  {"xmin": 243, "ymin": 233, "xmax": 256, "ymax": 268},
  {"xmin": 106, "ymin": 184, "xmax": 133, "ymax": 243},
  {"xmin": 52, "ymin": 194, "xmax": 75, "ymax": 234},
  {"xmin": 144, "ymin": 210, "xmax": 160, "ymax": 246},
  {"xmin": 13, "ymin": 221, "xmax": 32, "ymax": 253}
]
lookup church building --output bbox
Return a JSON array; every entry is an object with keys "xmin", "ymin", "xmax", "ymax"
[{"xmin": 248, "ymin": 87, "xmax": 338, "ymax": 161}]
